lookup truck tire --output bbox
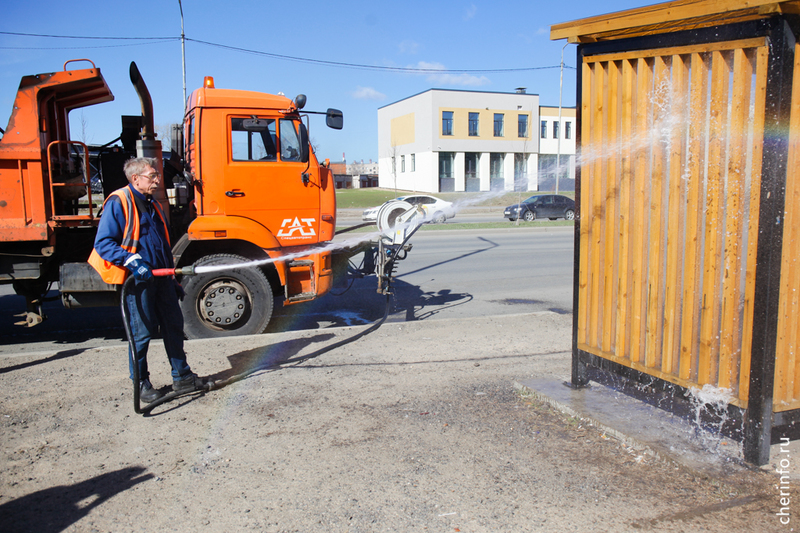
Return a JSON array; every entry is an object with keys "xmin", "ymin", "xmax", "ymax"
[{"xmin": 180, "ymin": 253, "xmax": 273, "ymax": 339}]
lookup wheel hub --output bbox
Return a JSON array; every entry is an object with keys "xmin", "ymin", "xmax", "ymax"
[{"xmin": 199, "ymin": 279, "xmax": 249, "ymax": 327}]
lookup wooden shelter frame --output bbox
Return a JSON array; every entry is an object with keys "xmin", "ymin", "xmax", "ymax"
[{"xmin": 554, "ymin": 1, "xmax": 800, "ymax": 465}]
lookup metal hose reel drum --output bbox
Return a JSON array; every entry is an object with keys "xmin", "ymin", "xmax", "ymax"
[{"xmin": 376, "ymin": 200, "xmax": 423, "ymax": 245}]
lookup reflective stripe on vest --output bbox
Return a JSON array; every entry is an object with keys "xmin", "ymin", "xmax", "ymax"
[{"xmin": 88, "ymin": 187, "xmax": 169, "ymax": 284}]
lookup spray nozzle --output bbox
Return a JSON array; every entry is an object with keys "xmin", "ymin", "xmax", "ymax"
[{"xmin": 151, "ymin": 266, "xmax": 196, "ymax": 277}]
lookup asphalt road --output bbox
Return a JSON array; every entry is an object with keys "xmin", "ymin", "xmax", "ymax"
[{"xmin": 0, "ymin": 226, "xmax": 574, "ymax": 353}]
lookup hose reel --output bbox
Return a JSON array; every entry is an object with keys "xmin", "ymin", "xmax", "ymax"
[{"xmin": 376, "ymin": 200, "xmax": 424, "ymax": 245}]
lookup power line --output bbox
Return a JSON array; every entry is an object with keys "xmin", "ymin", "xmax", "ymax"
[
  {"xmin": 0, "ymin": 40, "xmax": 177, "ymax": 50},
  {"xmin": 0, "ymin": 31, "xmax": 177, "ymax": 40},
  {"xmin": 0, "ymin": 31, "xmax": 575, "ymax": 73},
  {"xmin": 188, "ymin": 38, "xmax": 575, "ymax": 73}
]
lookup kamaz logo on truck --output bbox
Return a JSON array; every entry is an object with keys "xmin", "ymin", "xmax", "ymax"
[{"xmin": 277, "ymin": 217, "xmax": 316, "ymax": 239}]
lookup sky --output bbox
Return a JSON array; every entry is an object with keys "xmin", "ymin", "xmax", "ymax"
[{"xmin": 1, "ymin": 0, "xmax": 646, "ymax": 164}]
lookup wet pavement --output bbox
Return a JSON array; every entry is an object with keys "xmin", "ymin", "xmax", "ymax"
[{"xmin": 516, "ymin": 377, "xmax": 800, "ymax": 481}]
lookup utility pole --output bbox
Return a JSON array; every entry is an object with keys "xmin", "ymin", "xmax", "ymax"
[
  {"xmin": 179, "ymin": 0, "xmax": 187, "ymax": 106},
  {"xmin": 556, "ymin": 41, "xmax": 568, "ymax": 195}
]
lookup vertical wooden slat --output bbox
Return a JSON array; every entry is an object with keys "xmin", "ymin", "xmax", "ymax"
[
  {"xmin": 774, "ymin": 42, "xmax": 800, "ymax": 408},
  {"xmin": 578, "ymin": 60, "xmax": 593, "ymax": 347},
  {"xmin": 616, "ymin": 58, "xmax": 636, "ymax": 362},
  {"xmin": 645, "ymin": 56, "xmax": 670, "ymax": 369},
  {"xmin": 629, "ymin": 57, "xmax": 652, "ymax": 365},
  {"xmin": 575, "ymin": 40, "xmax": 775, "ymax": 412},
  {"xmin": 718, "ymin": 48, "xmax": 752, "ymax": 392},
  {"xmin": 662, "ymin": 53, "xmax": 689, "ymax": 375},
  {"xmin": 739, "ymin": 45, "xmax": 769, "ymax": 404},
  {"xmin": 588, "ymin": 61, "xmax": 606, "ymax": 347},
  {"xmin": 680, "ymin": 52, "xmax": 709, "ymax": 382},
  {"xmin": 602, "ymin": 61, "xmax": 620, "ymax": 353},
  {"xmin": 698, "ymin": 50, "xmax": 731, "ymax": 385}
]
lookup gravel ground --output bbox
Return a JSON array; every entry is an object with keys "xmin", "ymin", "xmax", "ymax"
[{"xmin": 0, "ymin": 312, "xmax": 785, "ymax": 532}]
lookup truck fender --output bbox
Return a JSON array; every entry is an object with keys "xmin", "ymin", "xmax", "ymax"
[{"xmin": 187, "ymin": 215, "xmax": 281, "ymax": 249}]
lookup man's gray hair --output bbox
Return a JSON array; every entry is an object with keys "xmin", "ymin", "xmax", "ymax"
[{"xmin": 123, "ymin": 157, "xmax": 158, "ymax": 182}]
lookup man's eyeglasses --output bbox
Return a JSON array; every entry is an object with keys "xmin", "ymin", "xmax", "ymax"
[{"xmin": 137, "ymin": 172, "xmax": 160, "ymax": 181}]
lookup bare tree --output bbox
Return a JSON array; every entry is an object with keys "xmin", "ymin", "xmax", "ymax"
[
  {"xmin": 387, "ymin": 141, "xmax": 399, "ymax": 195},
  {"xmin": 155, "ymin": 123, "xmax": 173, "ymax": 152},
  {"xmin": 78, "ymin": 111, "xmax": 91, "ymax": 145}
]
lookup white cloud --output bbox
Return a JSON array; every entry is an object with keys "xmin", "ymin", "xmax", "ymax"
[
  {"xmin": 399, "ymin": 40, "xmax": 420, "ymax": 54},
  {"xmin": 464, "ymin": 4, "xmax": 477, "ymax": 21},
  {"xmin": 536, "ymin": 27, "xmax": 549, "ymax": 35},
  {"xmin": 414, "ymin": 61, "xmax": 490, "ymax": 87},
  {"xmin": 352, "ymin": 86, "xmax": 386, "ymax": 101}
]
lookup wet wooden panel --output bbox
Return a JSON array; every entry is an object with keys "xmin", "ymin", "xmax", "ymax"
[
  {"xmin": 774, "ymin": 42, "xmax": 800, "ymax": 413},
  {"xmin": 576, "ymin": 39, "xmax": 768, "ymax": 408}
]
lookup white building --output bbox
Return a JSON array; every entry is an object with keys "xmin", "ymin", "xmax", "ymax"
[
  {"xmin": 538, "ymin": 106, "xmax": 577, "ymax": 191},
  {"xmin": 377, "ymin": 89, "xmax": 576, "ymax": 194}
]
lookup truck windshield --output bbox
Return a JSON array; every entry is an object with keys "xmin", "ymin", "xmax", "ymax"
[{"xmin": 231, "ymin": 117, "xmax": 277, "ymax": 161}]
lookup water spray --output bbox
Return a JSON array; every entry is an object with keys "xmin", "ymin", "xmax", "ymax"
[{"xmin": 123, "ymin": 200, "xmax": 426, "ymax": 414}]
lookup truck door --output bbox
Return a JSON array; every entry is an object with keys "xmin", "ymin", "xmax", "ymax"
[{"xmin": 225, "ymin": 116, "xmax": 320, "ymax": 245}]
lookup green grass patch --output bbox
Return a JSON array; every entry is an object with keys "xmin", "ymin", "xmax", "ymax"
[{"xmin": 335, "ymin": 188, "xmax": 575, "ymax": 209}]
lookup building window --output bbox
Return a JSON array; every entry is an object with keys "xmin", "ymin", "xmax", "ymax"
[
  {"xmin": 401, "ymin": 155, "xmax": 405, "ymax": 172},
  {"xmin": 439, "ymin": 152, "xmax": 455, "ymax": 192},
  {"xmin": 565, "ymin": 121, "xmax": 572, "ymax": 140},
  {"xmin": 469, "ymin": 112, "xmax": 479, "ymax": 136},
  {"xmin": 493, "ymin": 113, "xmax": 504, "ymax": 137},
  {"xmin": 490, "ymin": 153, "xmax": 504, "ymax": 191},
  {"xmin": 465, "ymin": 152, "xmax": 480, "ymax": 192},
  {"xmin": 541, "ymin": 120, "xmax": 547, "ymax": 139},
  {"xmin": 442, "ymin": 111, "xmax": 453, "ymax": 136},
  {"xmin": 514, "ymin": 153, "xmax": 527, "ymax": 191},
  {"xmin": 553, "ymin": 121, "xmax": 559, "ymax": 139},
  {"xmin": 411, "ymin": 153, "xmax": 415, "ymax": 172},
  {"xmin": 518, "ymin": 115, "xmax": 528, "ymax": 138}
]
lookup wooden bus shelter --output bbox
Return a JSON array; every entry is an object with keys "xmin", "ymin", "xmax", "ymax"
[{"xmin": 551, "ymin": 0, "xmax": 800, "ymax": 465}]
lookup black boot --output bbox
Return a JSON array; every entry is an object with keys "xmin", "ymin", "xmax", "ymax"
[
  {"xmin": 173, "ymin": 372, "xmax": 204, "ymax": 393},
  {"xmin": 139, "ymin": 379, "xmax": 163, "ymax": 403}
]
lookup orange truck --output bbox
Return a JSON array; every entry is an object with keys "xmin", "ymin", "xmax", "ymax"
[{"xmin": 0, "ymin": 59, "xmax": 372, "ymax": 338}]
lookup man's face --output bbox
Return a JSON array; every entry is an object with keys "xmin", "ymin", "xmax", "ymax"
[{"xmin": 131, "ymin": 166, "xmax": 160, "ymax": 196}]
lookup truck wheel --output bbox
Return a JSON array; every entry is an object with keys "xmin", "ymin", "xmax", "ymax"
[{"xmin": 180, "ymin": 254, "xmax": 273, "ymax": 339}]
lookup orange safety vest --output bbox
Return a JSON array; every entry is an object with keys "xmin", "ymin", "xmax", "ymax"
[{"xmin": 88, "ymin": 186, "xmax": 170, "ymax": 284}]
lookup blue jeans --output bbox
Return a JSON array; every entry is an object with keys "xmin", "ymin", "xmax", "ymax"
[{"xmin": 125, "ymin": 276, "xmax": 192, "ymax": 381}]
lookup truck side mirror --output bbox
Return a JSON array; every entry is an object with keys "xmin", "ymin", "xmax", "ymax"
[
  {"xmin": 326, "ymin": 109, "xmax": 343, "ymax": 130},
  {"xmin": 299, "ymin": 122, "xmax": 309, "ymax": 163}
]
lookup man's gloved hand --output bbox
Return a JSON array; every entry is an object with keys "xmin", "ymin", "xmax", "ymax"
[
  {"xmin": 174, "ymin": 279, "xmax": 186, "ymax": 301},
  {"xmin": 124, "ymin": 253, "xmax": 152, "ymax": 281}
]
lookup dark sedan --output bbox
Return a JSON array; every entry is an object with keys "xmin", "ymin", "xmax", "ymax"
[{"xmin": 503, "ymin": 194, "xmax": 575, "ymax": 222}]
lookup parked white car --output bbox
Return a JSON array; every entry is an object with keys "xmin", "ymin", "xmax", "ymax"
[{"xmin": 362, "ymin": 195, "xmax": 456, "ymax": 224}]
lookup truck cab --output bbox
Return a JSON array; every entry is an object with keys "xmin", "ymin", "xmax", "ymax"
[{"xmin": 174, "ymin": 76, "xmax": 344, "ymax": 338}]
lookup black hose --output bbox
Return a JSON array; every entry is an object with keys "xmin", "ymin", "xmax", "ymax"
[
  {"xmin": 120, "ymin": 220, "xmax": 419, "ymax": 415},
  {"xmin": 202, "ymin": 292, "xmax": 391, "ymax": 390},
  {"xmin": 121, "ymin": 276, "xmax": 392, "ymax": 415},
  {"xmin": 121, "ymin": 275, "xmax": 210, "ymax": 414},
  {"xmin": 120, "ymin": 276, "xmax": 142, "ymax": 414}
]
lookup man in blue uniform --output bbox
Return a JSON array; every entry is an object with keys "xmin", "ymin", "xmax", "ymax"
[{"xmin": 91, "ymin": 157, "xmax": 202, "ymax": 403}]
